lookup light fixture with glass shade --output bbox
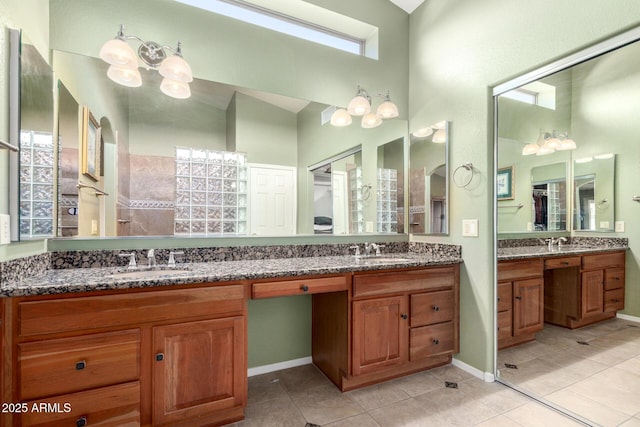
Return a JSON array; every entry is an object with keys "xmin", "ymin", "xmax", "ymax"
[
  {"xmin": 330, "ymin": 85, "xmax": 399, "ymax": 129},
  {"xmin": 522, "ymin": 129, "xmax": 577, "ymax": 156},
  {"xmin": 99, "ymin": 24, "xmax": 193, "ymax": 99}
]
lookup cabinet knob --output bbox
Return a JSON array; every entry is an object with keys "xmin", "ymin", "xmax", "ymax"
[
  {"xmin": 75, "ymin": 360, "xmax": 86, "ymax": 370},
  {"xmin": 401, "ymin": 314, "xmax": 408, "ymax": 320},
  {"xmin": 76, "ymin": 416, "xmax": 87, "ymax": 427},
  {"xmin": 561, "ymin": 262, "xmax": 569, "ymax": 265},
  {"xmin": 432, "ymin": 338, "xmax": 440, "ymax": 345},
  {"xmin": 432, "ymin": 305, "xmax": 440, "ymax": 312},
  {"xmin": 515, "ymin": 296, "xmax": 522, "ymax": 301},
  {"xmin": 301, "ymin": 284, "xmax": 309, "ymax": 292},
  {"xmin": 156, "ymin": 353, "xmax": 164, "ymax": 362}
]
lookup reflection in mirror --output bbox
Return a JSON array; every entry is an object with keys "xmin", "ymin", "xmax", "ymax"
[
  {"xmin": 57, "ymin": 82, "xmax": 81, "ymax": 237},
  {"xmin": 310, "ymin": 147, "xmax": 362, "ymax": 235},
  {"xmin": 377, "ymin": 138, "xmax": 404, "ymax": 233},
  {"xmin": 530, "ymin": 163, "xmax": 567, "ymax": 231},
  {"xmin": 19, "ymin": 42, "xmax": 55, "ymax": 239},
  {"xmin": 573, "ymin": 154, "xmax": 615, "ymax": 231},
  {"xmin": 409, "ymin": 121, "xmax": 448, "ymax": 234}
]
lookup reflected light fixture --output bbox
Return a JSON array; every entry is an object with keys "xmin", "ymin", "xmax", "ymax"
[
  {"xmin": 100, "ymin": 25, "xmax": 193, "ymax": 99},
  {"xmin": 330, "ymin": 85, "xmax": 399, "ymax": 129},
  {"xmin": 522, "ymin": 129, "xmax": 577, "ymax": 156}
]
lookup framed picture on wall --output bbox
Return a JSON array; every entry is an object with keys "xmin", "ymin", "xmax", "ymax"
[
  {"xmin": 497, "ymin": 166, "xmax": 514, "ymax": 200},
  {"xmin": 81, "ymin": 106, "xmax": 100, "ymax": 181}
]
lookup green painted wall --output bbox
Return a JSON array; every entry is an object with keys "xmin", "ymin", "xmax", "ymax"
[{"xmin": 409, "ymin": 0, "xmax": 640, "ymax": 374}]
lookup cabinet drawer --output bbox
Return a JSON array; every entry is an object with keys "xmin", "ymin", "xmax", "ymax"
[
  {"xmin": 604, "ymin": 288, "xmax": 625, "ymax": 312},
  {"xmin": 497, "ymin": 282, "xmax": 512, "ymax": 312},
  {"xmin": 353, "ymin": 267, "xmax": 456, "ymax": 298},
  {"xmin": 21, "ymin": 381, "xmax": 140, "ymax": 427},
  {"xmin": 545, "ymin": 256, "xmax": 581, "ymax": 270},
  {"xmin": 19, "ymin": 330, "xmax": 140, "ymax": 400},
  {"xmin": 497, "ymin": 310, "xmax": 512, "ymax": 340},
  {"xmin": 410, "ymin": 290, "xmax": 454, "ymax": 327},
  {"xmin": 605, "ymin": 268, "xmax": 625, "ymax": 290},
  {"xmin": 497, "ymin": 259, "xmax": 543, "ymax": 282},
  {"xmin": 252, "ymin": 275, "xmax": 347, "ymax": 299},
  {"xmin": 582, "ymin": 251, "xmax": 625, "ymax": 270},
  {"xmin": 18, "ymin": 285, "xmax": 246, "ymax": 337},
  {"xmin": 409, "ymin": 322, "xmax": 454, "ymax": 360}
]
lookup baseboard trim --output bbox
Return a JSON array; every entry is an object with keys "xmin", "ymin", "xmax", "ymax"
[
  {"xmin": 248, "ymin": 356, "xmax": 313, "ymax": 377},
  {"xmin": 452, "ymin": 357, "xmax": 494, "ymax": 382},
  {"xmin": 617, "ymin": 313, "xmax": 640, "ymax": 323}
]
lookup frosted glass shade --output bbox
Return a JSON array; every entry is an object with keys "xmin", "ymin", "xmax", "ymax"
[
  {"xmin": 160, "ymin": 78, "xmax": 191, "ymax": 99},
  {"xmin": 347, "ymin": 95, "xmax": 371, "ymax": 116},
  {"xmin": 413, "ymin": 127, "xmax": 433, "ymax": 138},
  {"xmin": 376, "ymin": 100, "xmax": 399, "ymax": 118},
  {"xmin": 522, "ymin": 143, "xmax": 539, "ymax": 155},
  {"xmin": 536, "ymin": 144, "xmax": 555, "ymax": 156},
  {"xmin": 159, "ymin": 55, "xmax": 193, "ymax": 83},
  {"xmin": 361, "ymin": 112, "xmax": 382, "ymax": 128},
  {"xmin": 556, "ymin": 138, "xmax": 577, "ymax": 150},
  {"xmin": 330, "ymin": 108, "xmax": 352, "ymax": 126},
  {"xmin": 107, "ymin": 65, "xmax": 142, "ymax": 87},
  {"xmin": 432, "ymin": 128, "xmax": 447, "ymax": 143},
  {"xmin": 100, "ymin": 39, "xmax": 138, "ymax": 69}
]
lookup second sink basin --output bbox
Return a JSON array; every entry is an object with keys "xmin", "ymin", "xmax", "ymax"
[{"xmin": 112, "ymin": 268, "xmax": 190, "ymax": 279}]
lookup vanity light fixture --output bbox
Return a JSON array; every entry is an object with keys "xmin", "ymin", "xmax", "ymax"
[
  {"xmin": 331, "ymin": 85, "xmax": 399, "ymax": 129},
  {"xmin": 99, "ymin": 25, "xmax": 193, "ymax": 99},
  {"xmin": 413, "ymin": 121, "xmax": 446, "ymax": 142},
  {"xmin": 522, "ymin": 129, "xmax": 577, "ymax": 156}
]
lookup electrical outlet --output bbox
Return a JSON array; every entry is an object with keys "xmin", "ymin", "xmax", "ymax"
[
  {"xmin": 365, "ymin": 221, "xmax": 374, "ymax": 233},
  {"xmin": 615, "ymin": 221, "xmax": 625, "ymax": 232},
  {"xmin": 527, "ymin": 222, "xmax": 533, "ymax": 231},
  {"xmin": 91, "ymin": 219, "xmax": 98, "ymax": 235},
  {"xmin": 0, "ymin": 214, "xmax": 10, "ymax": 245},
  {"xmin": 462, "ymin": 219, "xmax": 479, "ymax": 237}
]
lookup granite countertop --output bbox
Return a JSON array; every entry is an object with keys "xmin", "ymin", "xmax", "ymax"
[
  {"xmin": 498, "ymin": 245, "xmax": 628, "ymax": 261},
  {"xmin": 1, "ymin": 253, "xmax": 462, "ymax": 297}
]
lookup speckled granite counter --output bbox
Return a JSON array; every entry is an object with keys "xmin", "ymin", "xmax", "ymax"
[
  {"xmin": 498, "ymin": 237, "xmax": 628, "ymax": 261},
  {"xmin": 1, "ymin": 252, "xmax": 462, "ymax": 297}
]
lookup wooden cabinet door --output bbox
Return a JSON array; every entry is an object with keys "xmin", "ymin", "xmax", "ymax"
[
  {"xmin": 513, "ymin": 278, "xmax": 543, "ymax": 336},
  {"xmin": 352, "ymin": 296, "xmax": 408, "ymax": 376},
  {"xmin": 153, "ymin": 317, "xmax": 246, "ymax": 426},
  {"xmin": 581, "ymin": 270, "xmax": 604, "ymax": 317}
]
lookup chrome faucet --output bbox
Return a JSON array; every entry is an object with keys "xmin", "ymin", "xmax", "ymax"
[
  {"xmin": 557, "ymin": 237, "xmax": 568, "ymax": 248},
  {"xmin": 364, "ymin": 242, "xmax": 385, "ymax": 257},
  {"xmin": 118, "ymin": 252, "xmax": 137, "ymax": 270},
  {"xmin": 167, "ymin": 251, "xmax": 184, "ymax": 267},
  {"xmin": 147, "ymin": 249, "xmax": 157, "ymax": 268},
  {"xmin": 547, "ymin": 238, "xmax": 557, "ymax": 250},
  {"xmin": 349, "ymin": 245, "xmax": 361, "ymax": 258}
]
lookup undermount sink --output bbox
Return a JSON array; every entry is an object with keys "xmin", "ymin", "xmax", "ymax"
[
  {"xmin": 111, "ymin": 268, "xmax": 191, "ymax": 279},
  {"xmin": 358, "ymin": 257, "xmax": 413, "ymax": 263}
]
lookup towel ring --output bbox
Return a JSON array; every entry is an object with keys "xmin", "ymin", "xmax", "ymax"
[{"xmin": 453, "ymin": 162, "xmax": 474, "ymax": 188}]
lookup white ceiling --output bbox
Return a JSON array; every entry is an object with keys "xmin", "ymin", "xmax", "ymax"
[{"xmin": 389, "ymin": 0, "xmax": 425, "ymax": 14}]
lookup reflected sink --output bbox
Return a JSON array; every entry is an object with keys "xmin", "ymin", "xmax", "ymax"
[{"xmin": 111, "ymin": 268, "xmax": 191, "ymax": 279}]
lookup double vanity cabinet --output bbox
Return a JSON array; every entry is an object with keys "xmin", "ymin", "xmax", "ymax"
[
  {"xmin": 497, "ymin": 248, "xmax": 626, "ymax": 350},
  {"xmin": 0, "ymin": 257, "xmax": 460, "ymax": 427}
]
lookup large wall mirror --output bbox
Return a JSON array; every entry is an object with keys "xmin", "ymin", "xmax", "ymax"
[
  {"xmin": 409, "ymin": 121, "xmax": 448, "ymax": 235},
  {"xmin": 494, "ymin": 27, "xmax": 640, "ymax": 425},
  {"xmin": 12, "ymin": 44, "xmax": 409, "ymax": 240}
]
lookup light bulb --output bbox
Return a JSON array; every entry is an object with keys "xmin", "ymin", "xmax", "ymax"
[
  {"xmin": 330, "ymin": 108, "xmax": 352, "ymax": 127},
  {"xmin": 107, "ymin": 65, "xmax": 142, "ymax": 87},
  {"xmin": 159, "ymin": 54, "xmax": 193, "ymax": 83},
  {"xmin": 376, "ymin": 100, "xmax": 399, "ymax": 119},
  {"xmin": 160, "ymin": 78, "xmax": 191, "ymax": 99},
  {"xmin": 347, "ymin": 95, "xmax": 371, "ymax": 116},
  {"xmin": 361, "ymin": 112, "xmax": 382, "ymax": 128}
]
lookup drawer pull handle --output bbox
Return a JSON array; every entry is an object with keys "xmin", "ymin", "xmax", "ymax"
[
  {"xmin": 301, "ymin": 285, "xmax": 309, "ymax": 292},
  {"xmin": 561, "ymin": 262, "xmax": 569, "ymax": 265},
  {"xmin": 76, "ymin": 416, "xmax": 87, "ymax": 427},
  {"xmin": 156, "ymin": 353, "xmax": 164, "ymax": 362},
  {"xmin": 401, "ymin": 314, "xmax": 408, "ymax": 320},
  {"xmin": 432, "ymin": 305, "xmax": 440, "ymax": 312},
  {"xmin": 515, "ymin": 296, "xmax": 522, "ymax": 301},
  {"xmin": 75, "ymin": 360, "xmax": 86, "ymax": 370},
  {"xmin": 612, "ymin": 299, "xmax": 620, "ymax": 303},
  {"xmin": 432, "ymin": 338, "xmax": 440, "ymax": 345}
]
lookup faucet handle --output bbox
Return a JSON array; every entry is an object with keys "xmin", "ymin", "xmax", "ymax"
[
  {"xmin": 118, "ymin": 252, "xmax": 137, "ymax": 270},
  {"xmin": 168, "ymin": 251, "xmax": 184, "ymax": 267},
  {"xmin": 349, "ymin": 245, "xmax": 361, "ymax": 257},
  {"xmin": 375, "ymin": 244, "xmax": 386, "ymax": 256}
]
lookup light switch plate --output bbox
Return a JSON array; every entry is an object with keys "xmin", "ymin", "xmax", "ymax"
[
  {"xmin": 91, "ymin": 219, "xmax": 99, "ymax": 235},
  {"xmin": 600, "ymin": 221, "xmax": 610, "ymax": 229},
  {"xmin": 615, "ymin": 221, "xmax": 625, "ymax": 232},
  {"xmin": 365, "ymin": 221, "xmax": 373, "ymax": 233},
  {"xmin": 0, "ymin": 214, "xmax": 10, "ymax": 245},
  {"xmin": 462, "ymin": 219, "xmax": 479, "ymax": 237}
]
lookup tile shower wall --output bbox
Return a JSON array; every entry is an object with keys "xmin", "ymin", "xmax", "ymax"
[
  {"xmin": 58, "ymin": 147, "xmax": 79, "ymax": 237},
  {"xmin": 20, "ymin": 131, "xmax": 55, "ymax": 238},
  {"xmin": 377, "ymin": 168, "xmax": 398, "ymax": 233},
  {"xmin": 409, "ymin": 167, "xmax": 426, "ymax": 234},
  {"xmin": 349, "ymin": 166, "xmax": 364, "ymax": 233}
]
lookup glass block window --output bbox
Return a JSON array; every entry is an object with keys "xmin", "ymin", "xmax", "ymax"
[
  {"xmin": 20, "ymin": 130, "xmax": 55, "ymax": 238},
  {"xmin": 348, "ymin": 166, "xmax": 364, "ymax": 234},
  {"xmin": 174, "ymin": 147, "xmax": 248, "ymax": 235},
  {"xmin": 377, "ymin": 168, "xmax": 398, "ymax": 233}
]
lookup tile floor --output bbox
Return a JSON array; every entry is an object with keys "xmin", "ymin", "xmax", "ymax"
[
  {"xmin": 498, "ymin": 318, "xmax": 640, "ymax": 427},
  {"xmin": 229, "ymin": 363, "xmax": 585, "ymax": 427}
]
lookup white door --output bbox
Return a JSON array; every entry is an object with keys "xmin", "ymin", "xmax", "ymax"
[
  {"xmin": 249, "ymin": 164, "xmax": 296, "ymax": 235},
  {"xmin": 332, "ymin": 171, "xmax": 348, "ymax": 235}
]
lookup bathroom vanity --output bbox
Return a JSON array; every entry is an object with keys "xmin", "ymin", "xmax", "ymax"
[
  {"xmin": 0, "ymin": 249, "xmax": 460, "ymax": 427},
  {"xmin": 497, "ymin": 245, "xmax": 626, "ymax": 350}
]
